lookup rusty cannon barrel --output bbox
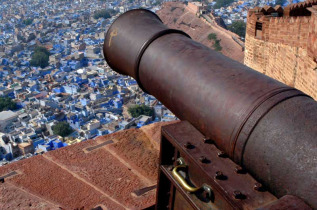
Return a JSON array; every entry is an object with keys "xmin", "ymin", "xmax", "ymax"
[{"xmin": 103, "ymin": 9, "xmax": 317, "ymax": 208}]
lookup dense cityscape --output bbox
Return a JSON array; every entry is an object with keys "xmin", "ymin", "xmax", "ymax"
[
  {"xmin": 0, "ymin": 0, "xmax": 304, "ymax": 165},
  {"xmin": 0, "ymin": 0, "xmax": 178, "ymax": 165}
]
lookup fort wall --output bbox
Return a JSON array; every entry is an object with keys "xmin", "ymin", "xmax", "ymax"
[{"xmin": 245, "ymin": 1, "xmax": 317, "ymax": 99}]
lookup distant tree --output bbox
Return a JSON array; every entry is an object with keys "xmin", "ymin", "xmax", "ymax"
[
  {"xmin": 213, "ymin": 39, "xmax": 222, "ymax": 51},
  {"xmin": 17, "ymin": 34, "xmax": 26, "ymax": 42},
  {"xmin": 228, "ymin": 21, "xmax": 246, "ymax": 38},
  {"xmin": 30, "ymin": 46, "xmax": 50, "ymax": 68},
  {"xmin": 30, "ymin": 52, "xmax": 49, "ymax": 68},
  {"xmin": 93, "ymin": 9, "xmax": 118, "ymax": 19},
  {"xmin": 52, "ymin": 122, "xmax": 73, "ymax": 140},
  {"xmin": 0, "ymin": 97, "xmax": 17, "ymax": 112},
  {"xmin": 34, "ymin": 46, "xmax": 50, "ymax": 56},
  {"xmin": 128, "ymin": 105, "xmax": 154, "ymax": 118},
  {"xmin": 208, "ymin": 33, "xmax": 217, "ymax": 40},
  {"xmin": 27, "ymin": 33, "xmax": 36, "ymax": 42},
  {"xmin": 214, "ymin": 0, "xmax": 234, "ymax": 9},
  {"xmin": 207, "ymin": 33, "xmax": 222, "ymax": 51},
  {"xmin": 23, "ymin": 18, "xmax": 33, "ymax": 26},
  {"xmin": 275, "ymin": 0, "xmax": 286, "ymax": 6},
  {"xmin": 153, "ymin": 0, "xmax": 161, "ymax": 6}
]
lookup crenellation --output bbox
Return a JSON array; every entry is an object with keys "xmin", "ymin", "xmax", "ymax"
[{"xmin": 245, "ymin": 1, "xmax": 317, "ymax": 99}]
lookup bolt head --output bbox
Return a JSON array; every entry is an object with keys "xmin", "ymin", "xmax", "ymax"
[
  {"xmin": 216, "ymin": 171, "xmax": 223, "ymax": 176},
  {"xmin": 215, "ymin": 171, "xmax": 224, "ymax": 179},
  {"xmin": 234, "ymin": 190, "xmax": 241, "ymax": 197},
  {"xmin": 184, "ymin": 142, "xmax": 194, "ymax": 149},
  {"xmin": 233, "ymin": 190, "xmax": 246, "ymax": 199},
  {"xmin": 203, "ymin": 137, "xmax": 213, "ymax": 144},
  {"xmin": 184, "ymin": 142, "xmax": 191, "ymax": 148},
  {"xmin": 235, "ymin": 166, "xmax": 245, "ymax": 174},
  {"xmin": 254, "ymin": 182, "xmax": 264, "ymax": 191},
  {"xmin": 217, "ymin": 151, "xmax": 227, "ymax": 158},
  {"xmin": 199, "ymin": 156, "xmax": 208, "ymax": 163}
]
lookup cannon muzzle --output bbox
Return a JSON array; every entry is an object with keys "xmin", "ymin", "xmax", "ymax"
[{"xmin": 103, "ymin": 9, "xmax": 317, "ymax": 208}]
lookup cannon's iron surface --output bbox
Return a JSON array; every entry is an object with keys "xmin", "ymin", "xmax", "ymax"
[{"xmin": 103, "ymin": 9, "xmax": 317, "ymax": 209}]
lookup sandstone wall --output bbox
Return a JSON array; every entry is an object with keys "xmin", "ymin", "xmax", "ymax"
[
  {"xmin": 245, "ymin": 4, "xmax": 317, "ymax": 100},
  {"xmin": 187, "ymin": 2, "xmax": 199, "ymax": 14},
  {"xmin": 245, "ymin": 34, "xmax": 317, "ymax": 99}
]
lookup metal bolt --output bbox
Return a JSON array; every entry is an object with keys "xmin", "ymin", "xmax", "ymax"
[
  {"xmin": 215, "ymin": 171, "xmax": 225, "ymax": 180},
  {"xmin": 184, "ymin": 142, "xmax": 194, "ymax": 149},
  {"xmin": 203, "ymin": 137, "xmax": 213, "ymax": 144},
  {"xmin": 167, "ymin": 165, "xmax": 173, "ymax": 171},
  {"xmin": 233, "ymin": 190, "xmax": 245, "ymax": 199},
  {"xmin": 254, "ymin": 183, "xmax": 263, "ymax": 191},
  {"xmin": 218, "ymin": 151, "xmax": 227, "ymax": 158},
  {"xmin": 235, "ymin": 166, "xmax": 245, "ymax": 174},
  {"xmin": 199, "ymin": 156, "xmax": 208, "ymax": 163}
]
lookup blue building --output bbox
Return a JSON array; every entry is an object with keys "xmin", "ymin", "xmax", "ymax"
[
  {"xmin": 32, "ymin": 138, "xmax": 45, "ymax": 149},
  {"xmin": 53, "ymin": 140, "xmax": 64, "ymax": 149}
]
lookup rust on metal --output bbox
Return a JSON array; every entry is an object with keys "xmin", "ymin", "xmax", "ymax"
[
  {"xmin": 257, "ymin": 195, "xmax": 312, "ymax": 210},
  {"xmin": 108, "ymin": 27, "xmax": 118, "ymax": 47},
  {"xmin": 158, "ymin": 122, "xmax": 277, "ymax": 209},
  {"xmin": 104, "ymin": 9, "xmax": 317, "ymax": 208},
  {"xmin": 233, "ymin": 190, "xmax": 246, "ymax": 200},
  {"xmin": 133, "ymin": 185, "xmax": 157, "ymax": 196}
]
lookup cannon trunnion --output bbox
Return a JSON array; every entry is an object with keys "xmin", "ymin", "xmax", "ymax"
[{"xmin": 103, "ymin": 9, "xmax": 317, "ymax": 209}]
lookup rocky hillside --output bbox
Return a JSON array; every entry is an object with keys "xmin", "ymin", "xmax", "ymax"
[{"xmin": 157, "ymin": 2, "xmax": 244, "ymax": 63}]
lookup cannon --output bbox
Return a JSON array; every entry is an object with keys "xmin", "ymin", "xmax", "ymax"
[{"xmin": 103, "ymin": 9, "xmax": 316, "ymax": 209}]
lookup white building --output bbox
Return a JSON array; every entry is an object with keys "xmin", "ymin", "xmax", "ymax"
[
  {"xmin": 87, "ymin": 119, "xmax": 100, "ymax": 131},
  {"xmin": 0, "ymin": 111, "xmax": 18, "ymax": 133}
]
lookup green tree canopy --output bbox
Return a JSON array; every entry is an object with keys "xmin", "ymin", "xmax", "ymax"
[
  {"xmin": 208, "ymin": 33, "xmax": 217, "ymax": 40},
  {"xmin": 228, "ymin": 21, "xmax": 246, "ymax": 38},
  {"xmin": 128, "ymin": 105, "xmax": 154, "ymax": 118},
  {"xmin": 207, "ymin": 33, "xmax": 222, "ymax": 51},
  {"xmin": 214, "ymin": 0, "xmax": 234, "ymax": 9},
  {"xmin": 52, "ymin": 122, "xmax": 73, "ymax": 139},
  {"xmin": 0, "ymin": 97, "xmax": 17, "ymax": 112},
  {"xmin": 272, "ymin": 0, "xmax": 286, "ymax": 6},
  {"xmin": 23, "ymin": 18, "xmax": 33, "ymax": 25},
  {"xmin": 93, "ymin": 9, "xmax": 117, "ymax": 19},
  {"xmin": 34, "ymin": 46, "xmax": 50, "ymax": 56},
  {"xmin": 30, "ymin": 46, "xmax": 50, "ymax": 68},
  {"xmin": 27, "ymin": 33, "xmax": 36, "ymax": 42},
  {"xmin": 213, "ymin": 39, "xmax": 222, "ymax": 51}
]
